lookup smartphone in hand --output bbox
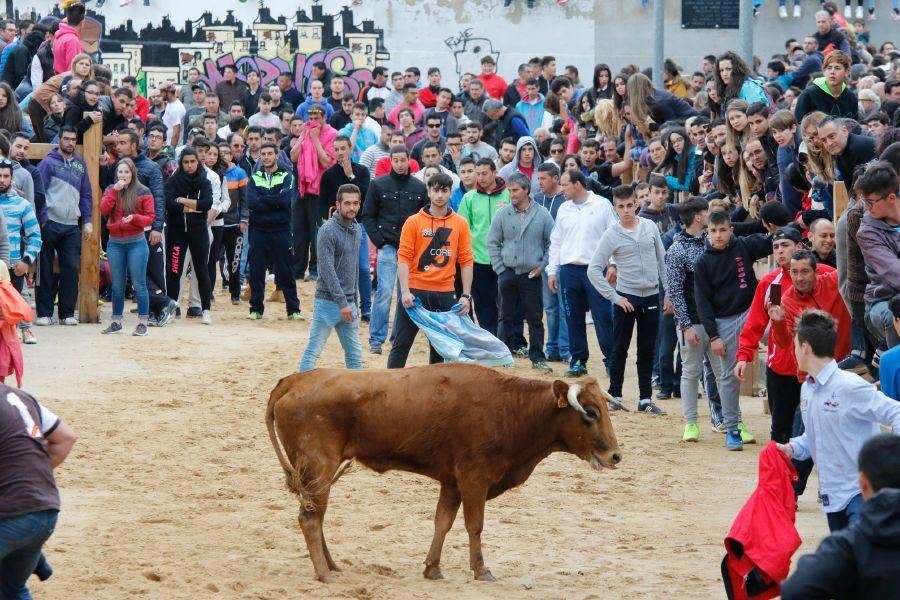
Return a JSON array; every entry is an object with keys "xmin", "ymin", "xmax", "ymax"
[{"xmin": 769, "ymin": 282, "xmax": 781, "ymax": 306}]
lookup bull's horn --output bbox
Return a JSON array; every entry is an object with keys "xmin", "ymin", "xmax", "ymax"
[{"xmin": 567, "ymin": 384, "xmax": 588, "ymax": 415}]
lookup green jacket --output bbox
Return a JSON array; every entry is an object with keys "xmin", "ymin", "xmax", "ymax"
[{"xmin": 458, "ymin": 177, "xmax": 510, "ymax": 264}]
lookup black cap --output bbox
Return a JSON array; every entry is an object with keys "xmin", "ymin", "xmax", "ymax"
[
  {"xmin": 772, "ymin": 226, "xmax": 803, "ymax": 244},
  {"xmin": 191, "ymin": 82, "xmax": 210, "ymax": 93}
]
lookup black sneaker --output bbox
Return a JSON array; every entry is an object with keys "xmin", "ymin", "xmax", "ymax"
[
  {"xmin": 546, "ymin": 353, "xmax": 564, "ymax": 362},
  {"xmin": 656, "ymin": 389, "xmax": 673, "ymax": 400},
  {"xmin": 133, "ymin": 323, "xmax": 149, "ymax": 336},
  {"xmin": 513, "ymin": 347, "xmax": 529, "ymax": 359},
  {"xmin": 186, "ymin": 307, "xmax": 202, "ymax": 318},
  {"xmin": 361, "ymin": 313, "xmax": 371, "ymax": 323},
  {"xmin": 157, "ymin": 301, "xmax": 178, "ymax": 326},
  {"xmin": 638, "ymin": 400, "xmax": 667, "ymax": 415},
  {"xmin": 175, "ymin": 307, "xmax": 182, "ymax": 319},
  {"xmin": 148, "ymin": 315, "xmax": 160, "ymax": 327},
  {"xmin": 231, "ymin": 296, "xmax": 240, "ymax": 305},
  {"xmin": 102, "ymin": 322, "xmax": 123, "ymax": 334},
  {"xmin": 838, "ymin": 354, "xmax": 869, "ymax": 376}
]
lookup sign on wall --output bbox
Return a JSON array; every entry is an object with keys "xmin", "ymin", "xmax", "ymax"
[{"xmin": 681, "ymin": 0, "xmax": 739, "ymax": 29}]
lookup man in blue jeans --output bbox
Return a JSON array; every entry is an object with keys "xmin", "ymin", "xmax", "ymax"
[
  {"xmin": 1, "ymin": 386, "xmax": 77, "ymax": 599},
  {"xmin": 546, "ymin": 169, "xmax": 615, "ymax": 377},
  {"xmin": 299, "ymin": 184, "xmax": 364, "ymax": 371},
  {"xmin": 360, "ymin": 146, "xmax": 428, "ymax": 354}
]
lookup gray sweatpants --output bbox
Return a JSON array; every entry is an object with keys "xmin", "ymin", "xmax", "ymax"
[{"xmin": 680, "ymin": 312, "xmax": 746, "ymax": 430}]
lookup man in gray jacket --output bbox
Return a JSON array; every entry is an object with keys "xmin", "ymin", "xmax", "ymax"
[
  {"xmin": 298, "ymin": 183, "xmax": 363, "ymax": 372},
  {"xmin": 588, "ymin": 185, "xmax": 668, "ymax": 414},
  {"xmin": 488, "ymin": 173, "xmax": 554, "ymax": 371}
]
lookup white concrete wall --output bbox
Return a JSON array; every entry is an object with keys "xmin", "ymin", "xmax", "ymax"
[{"xmin": 81, "ymin": 0, "xmax": 897, "ymax": 85}]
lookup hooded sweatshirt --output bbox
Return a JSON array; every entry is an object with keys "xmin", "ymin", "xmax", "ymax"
[
  {"xmin": 37, "ymin": 148, "xmax": 92, "ymax": 227},
  {"xmin": 398, "ymin": 207, "xmax": 474, "ymax": 293},
  {"xmin": 693, "ymin": 233, "xmax": 772, "ymax": 338},
  {"xmin": 0, "ymin": 31, "xmax": 43, "ymax": 88},
  {"xmin": 52, "ymin": 23, "xmax": 82, "ymax": 76},
  {"xmin": 0, "ymin": 190, "xmax": 36, "ymax": 265},
  {"xmin": 514, "ymin": 94, "xmax": 550, "ymax": 134},
  {"xmin": 360, "ymin": 170, "xmax": 428, "ymax": 249},
  {"xmin": 100, "ymin": 184, "xmax": 155, "ymax": 240},
  {"xmin": 587, "ymin": 217, "xmax": 667, "ymax": 303},
  {"xmin": 665, "ymin": 230, "xmax": 706, "ymax": 331},
  {"xmin": 856, "ymin": 212, "xmax": 900, "ymax": 304},
  {"xmin": 315, "ymin": 211, "xmax": 362, "ymax": 308},
  {"xmin": 498, "ymin": 136, "xmax": 543, "ymax": 191},
  {"xmin": 794, "ymin": 77, "xmax": 859, "ymax": 124},
  {"xmin": 781, "ymin": 488, "xmax": 900, "ymax": 600},
  {"xmin": 458, "ymin": 177, "xmax": 510, "ymax": 265}
]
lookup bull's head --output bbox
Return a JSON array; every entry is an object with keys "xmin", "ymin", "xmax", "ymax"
[{"xmin": 553, "ymin": 378, "xmax": 621, "ymax": 471}]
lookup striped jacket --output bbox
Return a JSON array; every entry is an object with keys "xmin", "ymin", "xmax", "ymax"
[{"xmin": 0, "ymin": 191, "xmax": 41, "ymax": 265}]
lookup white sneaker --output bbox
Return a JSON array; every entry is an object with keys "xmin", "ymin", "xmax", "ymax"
[
  {"xmin": 201, "ymin": 310, "xmax": 212, "ymax": 325},
  {"xmin": 855, "ymin": 5, "xmax": 863, "ymax": 18},
  {"xmin": 61, "ymin": 317, "xmax": 79, "ymax": 326},
  {"xmin": 779, "ymin": 5, "xmax": 788, "ymax": 17},
  {"xmin": 793, "ymin": 4, "xmax": 801, "ymax": 17},
  {"xmin": 34, "ymin": 317, "xmax": 52, "ymax": 326},
  {"xmin": 844, "ymin": 4, "xmax": 851, "ymax": 17}
]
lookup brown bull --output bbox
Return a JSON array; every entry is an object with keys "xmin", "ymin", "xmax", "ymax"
[{"xmin": 265, "ymin": 363, "xmax": 621, "ymax": 583}]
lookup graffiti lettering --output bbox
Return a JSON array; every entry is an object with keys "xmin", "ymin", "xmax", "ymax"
[{"xmin": 196, "ymin": 49, "xmax": 372, "ymax": 99}]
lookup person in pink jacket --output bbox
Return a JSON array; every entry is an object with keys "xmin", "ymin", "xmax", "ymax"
[{"xmin": 53, "ymin": 3, "xmax": 86, "ymax": 76}]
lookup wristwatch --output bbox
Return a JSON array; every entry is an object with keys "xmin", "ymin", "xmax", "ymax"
[{"xmin": 460, "ymin": 294, "xmax": 472, "ymax": 302}]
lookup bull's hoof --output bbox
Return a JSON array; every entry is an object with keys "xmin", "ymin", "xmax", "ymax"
[
  {"xmin": 423, "ymin": 566, "xmax": 444, "ymax": 580},
  {"xmin": 315, "ymin": 572, "xmax": 333, "ymax": 584},
  {"xmin": 474, "ymin": 569, "xmax": 496, "ymax": 582},
  {"xmin": 328, "ymin": 563, "xmax": 343, "ymax": 572}
]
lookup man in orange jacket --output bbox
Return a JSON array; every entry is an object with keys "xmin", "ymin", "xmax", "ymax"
[{"xmin": 387, "ymin": 172, "xmax": 474, "ymax": 368}]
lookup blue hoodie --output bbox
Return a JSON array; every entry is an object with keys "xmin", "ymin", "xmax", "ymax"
[
  {"xmin": 37, "ymin": 148, "xmax": 92, "ymax": 226},
  {"xmin": 514, "ymin": 94, "xmax": 548, "ymax": 134},
  {"xmin": 294, "ymin": 96, "xmax": 335, "ymax": 121},
  {"xmin": 0, "ymin": 190, "xmax": 41, "ymax": 265}
]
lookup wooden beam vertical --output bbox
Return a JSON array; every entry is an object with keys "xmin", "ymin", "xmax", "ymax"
[
  {"xmin": 833, "ymin": 180, "xmax": 849, "ymax": 221},
  {"xmin": 77, "ymin": 121, "xmax": 103, "ymax": 323}
]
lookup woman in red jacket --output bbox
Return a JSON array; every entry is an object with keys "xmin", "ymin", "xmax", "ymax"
[{"xmin": 100, "ymin": 158, "xmax": 155, "ymax": 336}]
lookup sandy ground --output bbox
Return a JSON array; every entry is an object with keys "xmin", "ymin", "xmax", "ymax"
[{"xmin": 22, "ymin": 281, "xmax": 829, "ymax": 599}]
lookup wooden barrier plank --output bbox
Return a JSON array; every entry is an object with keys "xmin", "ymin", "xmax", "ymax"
[
  {"xmin": 77, "ymin": 122, "xmax": 103, "ymax": 323},
  {"xmin": 833, "ymin": 180, "xmax": 849, "ymax": 221}
]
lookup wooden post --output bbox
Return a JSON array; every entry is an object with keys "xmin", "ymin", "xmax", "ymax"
[
  {"xmin": 833, "ymin": 180, "xmax": 849, "ymax": 221},
  {"xmin": 77, "ymin": 122, "xmax": 103, "ymax": 323},
  {"xmin": 24, "ymin": 120, "xmax": 103, "ymax": 323}
]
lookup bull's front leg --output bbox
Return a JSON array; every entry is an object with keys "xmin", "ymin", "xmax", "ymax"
[
  {"xmin": 460, "ymin": 483, "xmax": 495, "ymax": 582},
  {"xmin": 423, "ymin": 482, "xmax": 461, "ymax": 580}
]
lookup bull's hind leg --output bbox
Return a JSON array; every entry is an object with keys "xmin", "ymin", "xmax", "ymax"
[
  {"xmin": 319, "ymin": 498, "xmax": 341, "ymax": 572},
  {"xmin": 460, "ymin": 483, "xmax": 495, "ymax": 582},
  {"xmin": 423, "ymin": 482, "xmax": 461, "ymax": 580},
  {"xmin": 297, "ymin": 457, "xmax": 341, "ymax": 583}
]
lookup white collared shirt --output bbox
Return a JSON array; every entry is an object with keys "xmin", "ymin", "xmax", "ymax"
[{"xmin": 546, "ymin": 193, "xmax": 616, "ymax": 277}]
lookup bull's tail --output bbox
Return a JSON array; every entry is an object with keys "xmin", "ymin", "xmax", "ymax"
[{"xmin": 266, "ymin": 375, "xmax": 297, "ymax": 479}]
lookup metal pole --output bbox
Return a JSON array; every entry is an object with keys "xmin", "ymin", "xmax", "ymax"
[
  {"xmin": 653, "ymin": 0, "xmax": 664, "ymax": 88},
  {"xmin": 739, "ymin": 0, "xmax": 754, "ymax": 68}
]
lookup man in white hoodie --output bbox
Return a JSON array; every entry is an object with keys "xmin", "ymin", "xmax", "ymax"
[{"xmin": 588, "ymin": 185, "xmax": 668, "ymax": 414}]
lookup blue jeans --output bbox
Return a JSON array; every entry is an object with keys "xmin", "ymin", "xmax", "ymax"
[
  {"xmin": 826, "ymin": 493, "xmax": 864, "ymax": 532},
  {"xmin": 107, "ymin": 238, "xmax": 150, "ymax": 320},
  {"xmin": 542, "ymin": 271, "xmax": 569, "ymax": 359},
  {"xmin": 299, "ymin": 298, "xmax": 363, "ymax": 371},
  {"xmin": 358, "ymin": 224, "xmax": 371, "ymax": 316},
  {"xmin": 0, "ymin": 509, "xmax": 58, "ymax": 600},
  {"xmin": 369, "ymin": 245, "xmax": 398, "ymax": 348},
  {"xmin": 559, "ymin": 264, "xmax": 613, "ymax": 368}
]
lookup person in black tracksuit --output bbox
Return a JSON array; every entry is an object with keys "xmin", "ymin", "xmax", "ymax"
[
  {"xmin": 246, "ymin": 143, "xmax": 301, "ymax": 317},
  {"xmin": 164, "ymin": 148, "xmax": 213, "ymax": 314}
]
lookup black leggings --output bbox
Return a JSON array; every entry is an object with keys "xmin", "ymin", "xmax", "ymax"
[
  {"xmin": 221, "ymin": 226, "xmax": 243, "ymax": 299},
  {"xmin": 166, "ymin": 223, "xmax": 211, "ymax": 310},
  {"xmin": 206, "ymin": 225, "xmax": 225, "ymax": 291},
  {"xmin": 28, "ymin": 101, "xmax": 49, "ymax": 143}
]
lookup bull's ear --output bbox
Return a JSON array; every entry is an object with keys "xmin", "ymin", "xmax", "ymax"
[{"xmin": 552, "ymin": 380, "xmax": 569, "ymax": 408}]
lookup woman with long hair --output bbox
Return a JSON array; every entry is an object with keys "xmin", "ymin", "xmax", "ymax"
[
  {"xmin": 800, "ymin": 111, "xmax": 836, "ymax": 184},
  {"xmin": 588, "ymin": 63, "xmax": 613, "ymax": 103},
  {"xmin": 100, "ymin": 158, "xmax": 155, "ymax": 336},
  {"xmin": 715, "ymin": 142, "xmax": 742, "ymax": 199},
  {"xmin": 724, "ymin": 99, "xmax": 751, "ymax": 149},
  {"xmin": 714, "ymin": 51, "xmax": 768, "ymax": 106},
  {"xmin": 612, "ymin": 73, "xmax": 629, "ymax": 115},
  {"xmin": 218, "ymin": 143, "xmax": 247, "ymax": 304},
  {"xmin": 592, "ymin": 99, "xmax": 623, "ymax": 140},
  {"xmin": 705, "ymin": 77, "xmax": 722, "ymax": 120},
  {"xmin": 0, "ymin": 83, "xmax": 23, "ymax": 132},
  {"xmin": 577, "ymin": 93, "xmax": 598, "ymax": 138},
  {"xmin": 164, "ymin": 148, "xmax": 214, "ymax": 324},
  {"xmin": 657, "ymin": 127, "xmax": 696, "ymax": 193},
  {"xmin": 30, "ymin": 53, "xmax": 94, "ymax": 142},
  {"xmin": 62, "ymin": 78, "xmax": 102, "ymax": 142},
  {"xmin": 203, "ymin": 143, "xmax": 229, "ymax": 298},
  {"xmin": 626, "ymin": 73, "xmax": 697, "ymax": 137}
]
